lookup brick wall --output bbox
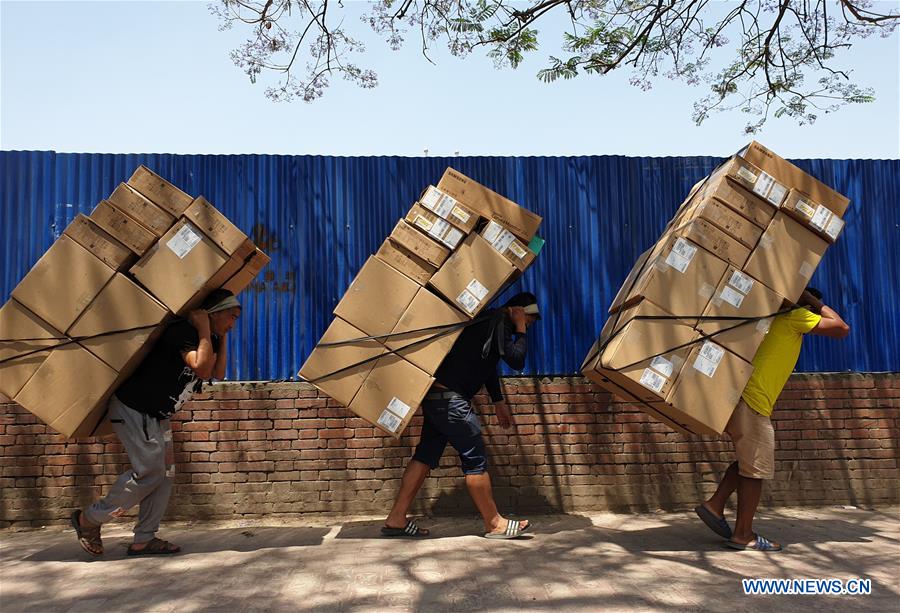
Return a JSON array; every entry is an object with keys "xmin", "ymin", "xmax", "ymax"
[{"xmin": 1, "ymin": 373, "xmax": 897, "ymax": 528}]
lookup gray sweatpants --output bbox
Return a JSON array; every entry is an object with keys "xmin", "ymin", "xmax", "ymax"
[{"xmin": 84, "ymin": 395, "xmax": 174, "ymax": 544}]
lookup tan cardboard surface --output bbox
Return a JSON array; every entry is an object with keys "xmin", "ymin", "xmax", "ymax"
[
  {"xmin": 418, "ymin": 185, "xmax": 479, "ymax": 233},
  {"xmin": 127, "ymin": 165, "xmax": 193, "ymax": 217},
  {"xmin": 385, "ymin": 287, "xmax": 469, "ymax": 375},
  {"xmin": 12, "ymin": 235, "xmax": 116, "ymax": 333},
  {"xmin": 0, "ymin": 300, "xmax": 61, "ymax": 398},
  {"xmin": 781, "ymin": 189, "xmax": 844, "ymax": 243},
  {"xmin": 709, "ymin": 157, "xmax": 788, "ymax": 210},
  {"xmin": 63, "ymin": 214, "xmax": 135, "ymax": 271},
  {"xmin": 184, "ymin": 197, "xmax": 249, "ymax": 255},
  {"xmin": 333, "ymin": 256, "xmax": 420, "ymax": 338},
  {"xmin": 108, "ymin": 182, "xmax": 175, "ymax": 237},
  {"xmin": 404, "ymin": 204, "xmax": 465, "ymax": 250},
  {"xmin": 694, "ymin": 175, "xmax": 776, "ymax": 229},
  {"xmin": 429, "ymin": 233, "xmax": 517, "ymax": 318},
  {"xmin": 374, "ymin": 239, "xmax": 436, "ymax": 286},
  {"xmin": 481, "ymin": 221, "xmax": 536, "ymax": 271},
  {"xmin": 666, "ymin": 218, "xmax": 751, "ymax": 269},
  {"xmin": 299, "ymin": 318, "xmax": 384, "ymax": 408},
  {"xmin": 388, "ymin": 220, "xmax": 450, "ymax": 268},
  {"xmin": 89, "ymin": 200, "xmax": 157, "ymax": 255},
  {"xmin": 675, "ymin": 196, "xmax": 764, "ymax": 249},
  {"xmin": 222, "ymin": 246, "xmax": 271, "ymax": 295},
  {"xmin": 743, "ymin": 212, "xmax": 829, "ymax": 302},
  {"xmin": 347, "ymin": 354, "xmax": 434, "ymax": 438}
]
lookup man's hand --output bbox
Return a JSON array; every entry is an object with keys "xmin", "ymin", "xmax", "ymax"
[
  {"xmin": 188, "ymin": 309, "xmax": 211, "ymax": 334},
  {"xmin": 798, "ymin": 290, "xmax": 824, "ymax": 314},
  {"xmin": 494, "ymin": 400, "xmax": 513, "ymax": 429},
  {"xmin": 507, "ymin": 306, "xmax": 527, "ymax": 334}
]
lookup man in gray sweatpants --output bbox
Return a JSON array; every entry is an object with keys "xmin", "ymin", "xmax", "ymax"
[{"xmin": 72, "ymin": 289, "xmax": 241, "ymax": 556}]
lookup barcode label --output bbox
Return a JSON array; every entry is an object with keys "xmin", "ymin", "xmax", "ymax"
[
  {"xmin": 377, "ymin": 410, "xmax": 402, "ymax": 433},
  {"xmin": 810, "ymin": 205, "xmax": 832, "ymax": 232},
  {"xmin": 456, "ymin": 289, "xmax": 480, "ymax": 314},
  {"xmin": 166, "ymin": 223, "xmax": 202, "ymax": 259},
  {"xmin": 640, "ymin": 368, "xmax": 666, "ymax": 393},
  {"xmin": 387, "ymin": 397, "xmax": 411, "ymax": 419},
  {"xmin": 794, "ymin": 198, "xmax": 816, "ymax": 219},
  {"xmin": 766, "ymin": 182, "xmax": 787, "ymax": 206},
  {"xmin": 443, "ymin": 227, "xmax": 464, "ymax": 249},
  {"xmin": 728, "ymin": 270, "xmax": 754, "ymax": 294},
  {"xmin": 825, "ymin": 215, "xmax": 844, "ymax": 240},
  {"xmin": 450, "ymin": 205, "xmax": 471, "ymax": 224},
  {"xmin": 466, "ymin": 278, "xmax": 489, "ymax": 301},
  {"xmin": 650, "ymin": 356, "xmax": 674, "ymax": 378},
  {"xmin": 482, "ymin": 220, "xmax": 503, "ymax": 244},
  {"xmin": 433, "ymin": 195, "xmax": 456, "ymax": 219},
  {"xmin": 753, "ymin": 172, "xmax": 776, "ymax": 199},
  {"xmin": 737, "ymin": 166, "xmax": 758, "ymax": 184},
  {"xmin": 508, "ymin": 241, "xmax": 528, "ymax": 259},
  {"xmin": 420, "ymin": 187, "xmax": 443, "ymax": 209},
  {"xmin": 720, "ymin": 285, "xmax": 745, "ymax": 309}
]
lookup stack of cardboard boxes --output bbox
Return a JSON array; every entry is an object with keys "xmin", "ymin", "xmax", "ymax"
[
  {"xmin": 300, "ymin": 168, "xmax": 543, "ymax": 437},
  {"xmin": 1, "ymin": 166, "xmax": 269, "ymax": 438},
  {"xmin": 582, "ymin": 142, "xmax": 851, "ymax": 436}
]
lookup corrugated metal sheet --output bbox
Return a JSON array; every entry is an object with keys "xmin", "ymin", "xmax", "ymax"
[{"xmin": 2, "ymin": 151, "xmax": 897, "ymax": 378}]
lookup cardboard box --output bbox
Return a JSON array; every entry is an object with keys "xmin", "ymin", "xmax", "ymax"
[
  {"xmin": 437, "ymin": 168, "xmax": 542, "ymax": 241},
  {"xmin": 781, "ymin": 189, "xmax": 845, "ymax": 243},
  {"xmin": 222, "ymin": 246, "xmax": 271, "ymax": 295},
  {"xmin": 583, "ymin": 300, "xmax": 698, "ymax": 404},
  {"xmin": 696, "ymin": 268, "xmax": 784, "ymax": 362},
  {"xmin": 691, "ymin": 175, "xmax": 777, "ymax": 229},
  {"xmin": 184, "ymin": 197, "xmax": 249, "ymax": 255},
  {"xmin": 68, "ymin": 274, "xmax": 169, "ymax": 371},
  {"xmin": 388, "ymin": 220, "xmax": 450, "ymax": 268},
  {"xmin": 608, "ymin": 235, "xmax": 728, "ymax": 318},
  {"xmin": 347, "ymin": 354, "xmax": 435, "ymax": 438},
  {"xmin": 90, "ymin": 200, "xmax": 157, "ymax": 255},
  {"xmin": 657, "ymin": 341, "xmax": 754, "ymax": 435},
  {"xmin": 709, "ymin": 157, "xmax": 788, "ymax": 209},
  {"xmin": 333, "ymin": 256, "xmax": 420, "ymax": 338},
  {"xmin": 0, "ymin": 300, "xmax": 61, "ymax": 398},
  {"xmin": 374, "ymin": 239, "xmax": 436, "ymax": 286},
  {"xmin": 743, "ymin": 212, "xmax": 829, "ymax": 302},
  {"xmin": 429, "ymin": 233, "xmax": 518, "ymax": 317},
  {"xmin": 298, "ymin": 318, "xmax": 384, "ymax": 407},
  {"xmin": 674, "ymin": 194, "xmax": 764, "ymax": 249},
  {"xmin": 385, "ymin": 288, "xmax": 469, "ymax": 374},
  {"xmin": 418, "ymin": 185, "xmax": 479, "ymax": 233},
  {"xmin": 14, "ymin": 343, "xmax": 119, "ymax": 438},
  {"xmin": 63, "ymin": 214, "xmax": 135, "ymax": 271},
  {"xmin": 12, "ymin": 235, "xmax": 117, "ymax": 333},
  {"xmin": 404, "ymin": 204, "xmax": 465, "ymax": 250},
  {"xmin": 127, "ymin": 165, "xmax": 193, "ymax": 217},
  {"xmin": 131, "ymin": 219, "xmax": 230, "ymax": 314},
  {"xmin": 740, "ymin": 141, "xmax": 850, "ymax": 216},
  {"xmin": 108, "ymin": 182, "xmax": 176, "ymax": 237},
  {"xmin": 665, "ymin": 218, "xmax": 751, "ymax": 269},
  {"xmin": 481, "ymin": 221, "xmax": 537, "ymax": 271}
]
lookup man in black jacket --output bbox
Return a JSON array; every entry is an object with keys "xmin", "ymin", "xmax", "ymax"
[{"xmin": 382, "ymin": 292, "xmax": 540, "ymax": 539}]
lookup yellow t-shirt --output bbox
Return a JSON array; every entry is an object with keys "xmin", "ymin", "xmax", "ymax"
[{"xmin": 742, "ymin": 308, "xmax": 822, "ymax": 417}]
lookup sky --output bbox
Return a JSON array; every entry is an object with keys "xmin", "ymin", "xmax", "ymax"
[{"xmin": 1, "ymin": 0, "xmax": 898, "ymax": 158}]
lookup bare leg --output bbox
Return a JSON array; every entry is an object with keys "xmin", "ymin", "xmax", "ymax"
[
  {"xmin": 465, "ymin": 472, "xmax": 528, "ymax": 533},
  {"xmin": 704, "ymin": 461, "xmax": 740, "ymax": 517},
  {"xmin": 385, "ymin": 460, "xmax": 430, "ymax": 530},
  {"xmin": 731, "ymin": 475, "xmax": 777, "ymax": 547}
]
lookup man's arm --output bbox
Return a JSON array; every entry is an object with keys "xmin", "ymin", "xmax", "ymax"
[
  {"xmin": 500, "ymin": 307, "xmax": 528, "ymax": 370},
  {"xmin": 485, "ymin": 368, "xmax": 513, "ymax": 429},
  {"xmin": 801, "ymin": 291, "xmax": 850, "ymax": 339},
  {"xmin": 212, "ymin": 334, "xmax": 228, "ymax": 380},
  {"xmin": 183, "ymin": 310, "xmax": 217, "ymax": 379}
]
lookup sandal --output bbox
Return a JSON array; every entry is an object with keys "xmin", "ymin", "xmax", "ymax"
[
  {"xmin": 381, "ymin": 520, "xmax": 430, "ymax": 538},
  {"xmin": 484, "ymin": 519, "xmax": 530, "ymax": 540},
  {"xmin": 71, "ymin": 510, "xmax": 103, "ymax": 556},
  {"xmin": 726, "ymin": 534, "xmax": 782, "ymax": 552},
  {"xmin": 695, "ymin": 504, "xmax": 732, "ymax": 539},
  {"xmin": 127, "ymin": 537, "xmax": 181, "ymax": 556}
]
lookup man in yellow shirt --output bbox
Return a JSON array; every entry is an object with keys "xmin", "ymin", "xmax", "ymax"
[{"xmin": 695, "ymin": 288, "xmax": 849, "ymax": 552}]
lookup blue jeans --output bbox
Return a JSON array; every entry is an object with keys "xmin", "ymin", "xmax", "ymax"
[{"xmin": 412, "ymin": 391, "xmax": 487, "ymax": 475}]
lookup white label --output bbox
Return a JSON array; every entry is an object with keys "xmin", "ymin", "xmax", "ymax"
[
  {"xmin": 508, "ymin": 241, "xmax": 528, "ymax": 260},
  {"xmin": 794, "ymin": 198, "xmax": 816, "ymax": 219},
  {"xmin": 640, "ymin": 368, "xmax": 666, "ymax": 393},
  {"xmin": 799, "ymin": 261, "xmax": 815, "ymax": 279},
  {"xmin": 728, "ymin": 270, "xmax": 755, "ymax": 294},
  {"xmin": 166, "ymin": 223, "xmax": 202, "ymax": 259},
  {"xmin": 377, "ymin": 409, "xmax": 402, "ymax": 433},
  {"xmin": 720, "ymin": 285, "xmax": 745, "ymax": 309},
  {"xmin": 671, "ymin": 237, "xmax": 698, "ymax": 261},
  {"xmin": 482, "ymin": 220, "xmax": 503, "ymax": 244},
  {"xmin": 766, "ymin": 182, "xmax": 787, "ymax": 206},
  {"xmin": 810, "ymin": 205, "xmax": 832, "ymax": 232},
  {"xmin": 650, "ymin": 356, "xmax": 674, "ymax": 378},
  {"xmin": 825, "ymin": 215, "xmax": 844, "ymax": 240},
  {"xmin": 466, "ymin": 278, "xmax": 489, "ymax": 301},
  {"xmin": 442, "ymin": 227, "xmax": 464, "ymax": 249},
  {"xmin": 414, "ymin": 215, "xmax": 434, "ymax": 232},
  {"xmin": 737, "ymin": 166, "xmax": 758, "ymax": 184},
  {"xmin": 450, "ymin": 205, "xmax": 471, "ymax": 225},
  {"xmin": 694, "ymin": 356, "xmax": 719, "ymax": 378},
  {"xmin": 456, "ymin": 289, "xmax": 480, "ymax": 314},
  {"xmin": 427, "ymin": 217, "xmax": 450, "ymax": 241},
  {"xmin": 698, "ymin": 340, "xmax": 725, "ymax": 365},
  {"xmin": 420, "ymin": 187, "xmax": 444, "ymax": 209},
  {"xmin": 433, "ymin": 195, "xmax": 456, "ymax": 219},
  {"xmin": 386, "ymin": 397, "xmax": 411, "ymax": 420},
  {"xmin": 665, "ymin": 251, "xmax": 691, "ymax": 273},
  {"xmin": 753, "ymin": 172, "xmax": 776, "ymax": 199}
]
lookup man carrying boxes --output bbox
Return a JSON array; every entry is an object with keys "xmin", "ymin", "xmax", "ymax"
[
  {"xmin": 382, "ymin": 292, "xmax": 540, "ymax": 540},
  {"xmin": 696, "ymin": 288, "xmax": 849, "ymax": 552},
  {"xmin": 71, "ymin": 291, "xmax": 242, "ymax": 557}
]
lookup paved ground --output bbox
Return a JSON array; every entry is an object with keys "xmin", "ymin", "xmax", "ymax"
[{"xmin": 0, "ymin": 507, "xmax": 897, "ymax": 612}]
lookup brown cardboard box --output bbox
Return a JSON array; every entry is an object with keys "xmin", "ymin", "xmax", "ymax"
[
  {"xmin": 696, "ymin": 268, "xmax": 784, "ymax": 362},
  {"xmin": 743, "ymin": 212, "xmax": 829, "ymax": 302},
  {"xmin": 108, "ymin": 182, "xmax": 176, "ymax": 237},
  {"xmin": 184, "ymin": 197, "xmax": 249, "ymax": 255},
  {"xmin": 709, "ymin": 157, "xmax": 788, "ymax": 209},
  {"xmin": 608, "ymin": 235, "xmax": 728, "ymax": 318},
  {"xmin": 418, "ymin": 185, "xmax": 480, "ymax": 233},
  {"xmin": 90, "ymin": 200, "xmax": 157, "ymax": 255},
  {"xmin": 374, "ymin": 239, "xmax": 436, "ymax": 286},
  {"xmin": 607, "ymin": 246, "xmax": 654, "ymax": 314},
  {"xmin": 63, "ymin": 214, "xmax": 135, "ymax": 271},
  {"xmin": 333, "ymin": 256, "xmax": 420, "ymax": 338},
  {"xmin": 347, "ymin": 354, "xmax": 434, "ymax": 438},
  {"xmin": 299, "ymin": 317, "xmax": 384, "ymax": 407},
  {"xmin": 692, "ymin": 175, "xmax": 777, "ymax": 229},
  {"xmin": 14, "ymin": 343, "xmax": 119, "ymax": 438},
  {"xmin": 0, "ymin": 300, "xmax": 61, "ymax": 398},
  {"xmin": 12, "ymin": 235, "xmax": 117, "ymax": 333},
  {"xmin": 429, "ymin": 233, "xmax": 518, "ymax": 318},
  {"xmin": 740, "ymin": 141, "xmax": 850, "ymax": 216},
  {"xmin": 385, "ymin": 288, "xmax": 469, "ymax": 374},
  {"xmin": 658, "ymin": 341, "xmax": 754, "ymax": 435},
  {"xmin": 68, "ymin": 274, "xmax": 169, "ymax": 371},
  {"xmin": 404, "ymin": 204, "xmax": 465, "ymax": 250},
  {"xmin": 665, "ymin": 218, "xmax": 751, "ymax": 269},
  {"xmin": 437, "ymin": 168, "xmax": 542, "ymax": 241},
  {"xmin": 781, "ymin": 189, "xmax": 845, "ymax": 243},
  {"xmin": 481, "ymin": 221, "xmax": 536, "ymax": 271},
  {"xmin": 131, "ymin": 219, "xmax": 230, "ymax": 314},
  {"xmin": 204, "ymin": 239, "xmax": 255, "ymax": 293},
  {"xmin": 583, "ymin": 300, "xmax": 698, "ymax": 404},
  {"xmin": 388, "ymin": 220, "xmax": 451, "ymax": 268},
  {"xmin": 222, "ymin": 246, "xmax": 271, "ymax": 295},
  {"xmin": 674, "ymin": 195, "xmax": 764, "ymax": 249},
  {"xmin": 127, "ymin": 165, "xmax": 193, "ymax": 217}
]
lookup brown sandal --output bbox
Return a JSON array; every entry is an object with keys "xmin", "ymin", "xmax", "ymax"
[
  {"xmin": 71, "ymin": 510, "xmax": 103, "ymax": 556},
  {"xmin": 127, "ymin": 537, "xmax": 181, "ymax": 556}
]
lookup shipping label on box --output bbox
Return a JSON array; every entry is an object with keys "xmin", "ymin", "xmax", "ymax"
[
  {"xmin": 0, "ymin": 299, "xmax": 62, "ymax": 398},
  {"xmin": 89, "ymin": 200, "xmax": 157, "ymax": 255},
  {"xmin": 781, "ymin": 189, "xmax": 844, "ymax": 243},
  {"xmin": 347, "ymin": 354, "xmax": 434, "ymax": 438},
  {"xmin": 711, "ymin": 157, "xmax": 788, "ymax": 209},
  {"xmin": 405, "ymin": 204, "xmax": 465, "ymax": 250},
  {"xmin": 696, "ymin": 175, "xmax": 776, "ymax": 229},
  {"xmin": 63, "ymin": 214, "xmax": 135, "ymax": 272},
  {"xmin": 388, "ymin": 220, "xmax": 451, "ymax": 268},
  {"xmin": 333, "ymin": 256, "xmax": 420, "ymax": 338},
  {"xmin": 374, "ymin": 239, "xmax": 436, "ymax": 286},
  {"xmin": 481, "ymin": 220, "xmax": 537, "ymax": 271},
  {"xmin": 127, "ymin": 165, "xmax": 194, "ymax": 217},
  {"xmin": 108, "ymin": 182, "xmax": 176, "ymax": 238},
  {"xmin": 385, "ymin": 287, "xmax": 469, "ymax": 375},
  {"xmin": 419, "ymin": 186, "xmax": 479, "ymax": 233},
  {"xmin": 184, "ymin": 196, "xmax": 249, "ymax": 255},
  {"xmin": 675, "ymin": 196, "xmax": 764, "ymax": 249},
  {"xmin": 666, "ymin": 218, "xmax": 751, "ymax": 269}
]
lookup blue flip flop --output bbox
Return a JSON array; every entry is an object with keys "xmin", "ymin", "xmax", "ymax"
[
  {"xmin": 695, "ymin": 505, "xmax": 732, "ymax": 539},
  {"xmin": 725, "ymin": 534, "xmax": 782, "ymax": 552}
]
